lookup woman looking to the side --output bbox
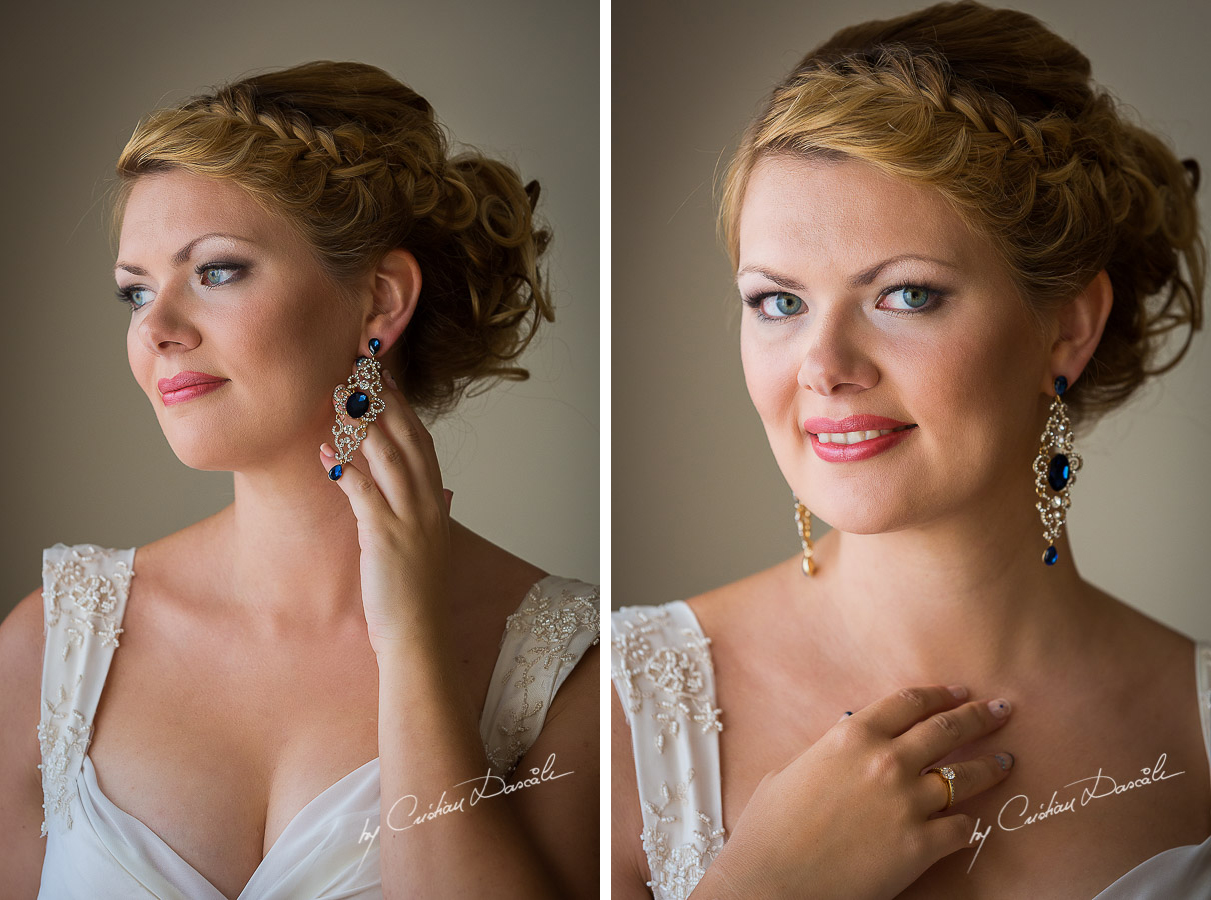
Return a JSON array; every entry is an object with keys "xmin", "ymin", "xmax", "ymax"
[
  {"xmin": 0, "ymin": 60, "xmax": 599, "ymax": 900},
  {"xmin": 611, "ymin": 3, "xmax": 1208, "ymax": 898}
]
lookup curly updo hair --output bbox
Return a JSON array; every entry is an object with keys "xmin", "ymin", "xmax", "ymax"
[
  {"xmin": 720, "ymin": 0, "xmax": 1205, "ymax": 431},
  {"xmin": 109, "ymin": 60, "xmax": 553, "ymax": 417}
]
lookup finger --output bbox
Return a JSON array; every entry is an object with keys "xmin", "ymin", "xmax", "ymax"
[
  {"xmin": 317, "ymin": 450, "xmax": 394, "ymax": 523},
  {"xmin": 915, "ymin": 751, "xmax": 1015, "ymax": 815},
  {"xmin": 359, "ymin": 419, "xmax": 437, "ymax": 518},
  {"xmin": 366, "ymin": 367, "xmax": 444, "ymax": 499},
  {"xmin": 899, "ymin": 697, "xmax": 1013, "ymax": 770},
  {"xmin": 836, "ymin": 710, "xmax": 854, "ymax": 725},
  {"xmin": 858, "ymin": 685, "xmax": 970, "ymax": 738}
]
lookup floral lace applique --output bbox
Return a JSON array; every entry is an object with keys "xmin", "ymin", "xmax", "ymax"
[
  {"xmin": 42, "ymin": 548, "xmax": 131, "ymax": 660},
  {"xmin": 37, "ymin": 545, "xmax": 134, "ymax": 836},
  {"xmin": 485, "ymin": 580, "xmax": 600, "ymax": 778},
  {"xmin": 611, "ymin": 606, "xmax": 723, "ymax": 754},
  {"xmin": 37, "ymin": 674, "xmax": 89, "ymax": 836},
  {"xmin": 640, "ymin": 769, "xmax": 727, "ymax": 900}
]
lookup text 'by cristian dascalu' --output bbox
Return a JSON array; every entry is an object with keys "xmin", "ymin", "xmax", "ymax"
[
  {"xmin": 354, "ymin": 752, "xmax": 571, "ymax": 871},
  {"xmin": 963, "ymin": 752, "xmax": 1183, "ymax": 873}
]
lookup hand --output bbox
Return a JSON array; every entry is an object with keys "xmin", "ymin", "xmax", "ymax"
[
  {"xmin": 319, "ymin": 365, "xmax": 454, "ymax": 657},
  {"xmin": 696, "ymin": 685, "xmax": 1014, "ymax": 900}
]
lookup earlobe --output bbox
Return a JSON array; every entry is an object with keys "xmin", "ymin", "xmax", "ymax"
[{"xmin": 1048, "ymin": 269, "xmax": 1113, "ymax": 390}]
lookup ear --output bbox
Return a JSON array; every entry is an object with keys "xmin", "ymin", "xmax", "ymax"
[
  {"xmin": 362, "ymin": 248, "xmax": 422, "ymax": 354},
  {"xmin": 1045, "ymin": 269, "xmax": 1113, "ymax": 393}
]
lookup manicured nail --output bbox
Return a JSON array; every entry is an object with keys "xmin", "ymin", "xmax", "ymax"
[
  {"xmin": 320, "ymin": 443, "xmax": 336, "ymax": 458},
  {"xmin": 994, "ymin": 751, "xmax": 1015, "ymax": 771},
  {"xmin": 383, "ymin": 369, "xmax": 398, "ymax": 389},
  {"xmin": 947, "ymin": 685, "xmax": 968, "ymax": 700},
  {"xmin": 988, "ymin": 699, "xmax": 1011, "ymax": 718}
]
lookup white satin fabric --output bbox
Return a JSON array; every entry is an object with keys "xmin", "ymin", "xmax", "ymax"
[{"xmin": 37, "ymin": 543, "xmax": 599, "ymax": 899}]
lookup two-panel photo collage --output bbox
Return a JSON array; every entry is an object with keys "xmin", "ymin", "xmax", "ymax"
[{"xmin": 2, "ymin": 0, "xmax": 1209, "ymax": 897}]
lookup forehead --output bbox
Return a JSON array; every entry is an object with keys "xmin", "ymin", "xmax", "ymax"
[
  {"xmin": 117, "ymin": 170, "xmax": 290, "ymax": 256},
  {"xmin": 737, "ymin": 154, "xmax": 984, "ymax": 273}
]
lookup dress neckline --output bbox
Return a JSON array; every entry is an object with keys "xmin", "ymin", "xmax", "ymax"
[
  {"xmin": 666, "ymin": 600, "xmax": 1211, "ymax": 899},
  {"xmin": 79, "ymin": 750, "xmax": 381, "ymax": 900}
]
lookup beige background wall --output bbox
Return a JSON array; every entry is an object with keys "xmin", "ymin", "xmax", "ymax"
[
  {"xmin": 0, "ymin": 0, "xmax": 599, "ymax": 615},
  {"xmin": 611, "ymin": 0, "xmax": 1211, "ymax": 640}
]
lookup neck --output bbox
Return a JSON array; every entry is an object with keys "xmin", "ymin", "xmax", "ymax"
[
  {"xmin": 806, "ymin": 482, "xmax": 1115, "ymax": 690},
  {"xmin": 209, "ymin": 451, "xmax": 366, "ymax": 632}
]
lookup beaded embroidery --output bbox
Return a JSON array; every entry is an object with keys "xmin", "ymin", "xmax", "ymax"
[
  {"xmin": 640, "ymin": 771, "xmax": 727, "ymax": 900},
  {"xmin": 37, "ymin": 545, "xmax": 134, "ymax": 837},
  {"xmin": 42, "ymin": 548, "xmax": 130, "ymax": 660},
  {"xmin": 485, "ymin": 580, "xmax": 600, "ymax": 777},
  {"xmin": 612, "ymin": 603, "xmax": 728, "ymax": 900},
  {"xmin": 611, "ymin": 606, "xmax": 722, "ymax": 754}
]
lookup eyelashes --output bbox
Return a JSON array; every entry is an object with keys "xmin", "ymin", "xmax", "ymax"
[
  {"xmin": 115, "ymin": 262, "xmax": 246, "ymax": 312},
  {"xmin": 742, "ymin": 282, "xmax": 948, "ymax": 323}
]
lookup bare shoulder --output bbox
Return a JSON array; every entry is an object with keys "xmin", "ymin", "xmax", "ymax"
[
  {"xmin": 449, "ymin": 519, "xmax": 552, "ymax": 623},
  {"xmin": 0, "ymin": 584, "xmax": 50, "ymax": 895},
  {"xmin": 0, "ymin": 585, "xmax": 47, "ymax": 782},
  {"xmin": 682, "ymin": 553, "xmax": 805, "ymax": 646}
]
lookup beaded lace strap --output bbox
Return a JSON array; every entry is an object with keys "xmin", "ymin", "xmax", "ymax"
[
  {"xmin": 1197, "ymin": 641, "xmax": 1211, "ymax": 793},
  {"xmin": 478, "ymin": 576, "xmax": 600, "ymax": 780},
  {"xmin": 37, "ymin": 543, "xmax": 135, "ymax": 836},
  {"xmin": 610, "ymin": 602, "xmax": 726, "ymax": 900}
]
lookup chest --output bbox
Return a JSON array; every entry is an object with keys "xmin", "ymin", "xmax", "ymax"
[
  {"xmin": 709, "ymin": 643, "xmax": 1211, "ymax": 900},
  {"xmin": 85, "ymin": 582, "xmax": 504, "ymax": 899}
]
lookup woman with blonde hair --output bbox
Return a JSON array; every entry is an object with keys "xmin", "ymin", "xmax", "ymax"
[
  {"xmin": 612, "ymin": 2, "xmax": 1207, "ymax": 897},
  {"xmin": 1, "ymin": 60, "xmax": 598, "ymax": 899}
]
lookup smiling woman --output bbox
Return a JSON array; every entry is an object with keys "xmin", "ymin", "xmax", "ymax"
[
  {"xmin": 0, "ymin": 58, "xmax": 599, "ymax": 900},
  {"xmin": 611, "ymin": 2, "xmax": 1209, "ymax": 898}
]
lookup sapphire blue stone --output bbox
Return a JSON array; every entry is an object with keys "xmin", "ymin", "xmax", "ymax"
[
  {"xmin": 1054, "ymin": 375, "xmax": 1068, "ymax": 396},
  {"xmin": 345, "ymin": 391, "xmax": 370, "ymax": 418},
  {"xmin": 1047, "ymin": 453, "xmax": 1070, "ymax": 491},
  {"xmin": 328, "ymin": 464, "xmax": 343, "ymax": 481},
  {"xmin": 1043, "ymin": 545, "xmax": 1058, "ymax": 565},
  {"xmin": 368, "ymin": 337, "xmax": 381, "ymax": 356}
]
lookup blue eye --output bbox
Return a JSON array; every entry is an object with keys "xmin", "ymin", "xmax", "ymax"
[
  {"xmin": 113, "ymin": 262, "xmax": 244, "ymax": 312},
  {"xmin": 879, "ymin": 284, "xmax": 943, "ymax": 313},
  {"xmin": 754, "ymin": 291, "xmax": 804, "ymax": 319}
]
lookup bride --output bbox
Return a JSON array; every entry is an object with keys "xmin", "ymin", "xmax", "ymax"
[
  {"xmin": 611, "ymin": 2, "xmax": 1208, "ymax": 898},
  {"xmin": 0, "ymin": 60, "xmax": 599, "ymax": 899}
]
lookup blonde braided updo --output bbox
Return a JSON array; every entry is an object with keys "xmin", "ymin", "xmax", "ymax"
[
  {"xmin": 110, "ymin": 60, "xmax": 553, "ymax": 416},
  {"xmin": 720, "ymin": 0, "xmax": 1204, "ymax": 431}
]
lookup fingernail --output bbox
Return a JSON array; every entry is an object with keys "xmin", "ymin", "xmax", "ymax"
[
  {"xmin": 947, "ymin": 685, "xmax": 968, "ymax": 700},
  {"xmin": 988, "ymin": 699, "xmax": 1012, "ymax": 718},
  {"xmin": 320, "ymin": 443, "xmax": 336, "ymax": 458},
  {"xmin": 383, "ymin": 369, "xmax": 398, "ymax": 389},
  {"xmin": 994, "ymin": 751, "xmax": 1015, "ymax": 771}
]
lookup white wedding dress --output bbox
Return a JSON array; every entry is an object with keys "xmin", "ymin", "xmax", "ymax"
[
  {"xmin": 35, "ymin": 542, "xmax": 600, "ymax": 899},
  {"xmin": 611, "ymin": 600, "xmax": 1211, "ymax": 900}
]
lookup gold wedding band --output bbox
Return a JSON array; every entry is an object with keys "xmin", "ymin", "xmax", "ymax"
[{"xmin": 927, "ymin": 765, "xmax": 956, "ymax": 810}]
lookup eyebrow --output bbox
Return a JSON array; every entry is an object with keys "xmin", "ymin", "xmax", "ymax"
[
  {"xmin": 114, "ymin": 232, "xmax": 256, "ymax": 276},
  {"xmin": 737, "ymin": 253, "xmax": 961, "ymax": 291}
]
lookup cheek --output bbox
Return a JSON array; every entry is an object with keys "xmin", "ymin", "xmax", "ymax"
[{"xmin": 740, "ymin": 321, "xmax": 800, "ymax": 425}]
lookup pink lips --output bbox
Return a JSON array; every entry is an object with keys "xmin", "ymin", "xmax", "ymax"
[
  {"xmin": 158, "ymin": 371, "xmax": 228, "ymax": 406},
  {"xmin": 803, "ymin": 415, "xmax": 917, "ymax": 463}
]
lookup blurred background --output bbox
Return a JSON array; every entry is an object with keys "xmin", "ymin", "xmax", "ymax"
[
  {"xmin": 611, "ymin": 0, "xmax": 1211, "ymax": 640},
  {"xmin": 0, "ymin": 0, "xmax": 600, "ymax": 614}
]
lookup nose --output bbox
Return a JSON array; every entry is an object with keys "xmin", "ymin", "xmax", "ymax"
[
  {"xmin": 796, "ymin": 306, "xmax": 879, "ymax": 396},
  {"xmin": 134, "ymin": 278, "xmax": 202, "ymax": 356}
]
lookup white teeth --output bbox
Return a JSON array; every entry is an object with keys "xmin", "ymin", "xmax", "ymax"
[{"xmin": 816, "ymin": 425, "xmax": 909, "ymax": 444}]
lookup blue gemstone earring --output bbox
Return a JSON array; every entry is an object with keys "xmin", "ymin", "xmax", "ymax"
[
  {"xmin": 1032, "ymin": 375, "xmax": 1082, "ymax": 565},
  {"xmin": 328, "ymin": 338, "xmax": 386, "ymax": 481}
]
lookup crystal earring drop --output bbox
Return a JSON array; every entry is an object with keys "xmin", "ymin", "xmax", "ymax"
[
  {"xmin": 328, "ymin": 338, "xmax": 386, "ymax": 481},
  {"xmin": 793, "ymin": 495, "xmax": 817, "ymax": 576},
  {"xmin": 1032, "ymin": 375, "xmax": 1081, "ymax": 565}
]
